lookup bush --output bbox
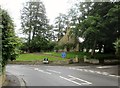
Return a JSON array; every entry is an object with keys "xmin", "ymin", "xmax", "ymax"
[
  {"xmin": 47, "ymin": 42, "xmax": 56, "ymax": 51},
  {"xmin": 64, "ymin": 43, "xmax": 74, "ymax": 52},
  {"xmin": 90, "ymin": 53, "xmax": 117, "ymax": 64},
  {"xmin": 92, "ymin": 54, "xmax": 117, "ymax": 60},
  {"xmin": 54, "ymin": 45, "xmax": 64, "ymax": 52}
]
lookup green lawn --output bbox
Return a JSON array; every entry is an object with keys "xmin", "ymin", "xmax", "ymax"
[
  {"xmin": 16, "ymin": 51, "xmax": 115, "ymax": 61},
  {"xmin": 16, "ymin": 53, "xmax": 65, "ymax": 61},
  {"xmin": 44, "ymin": 52, "xmax": 116, "ymax": 60},
  {"xmin": 16, "ymin": 52, "xmax": 89, "ymax": 61},
  {"xmin": 44, "ymin": 52, "xmax": 89, "ymax": 59}
]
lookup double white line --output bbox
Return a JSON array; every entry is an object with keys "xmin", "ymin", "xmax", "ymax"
[{"xmin": 60, "ymin": 75, "xmax": 92, "ymax": 86}]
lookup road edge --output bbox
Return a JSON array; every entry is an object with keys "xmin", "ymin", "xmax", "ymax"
[{"xmin": 3, "ymin": 72, "xmax": 26, "ymax": 87}]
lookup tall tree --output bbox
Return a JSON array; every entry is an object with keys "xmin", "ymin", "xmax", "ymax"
[
  {"xmin": 21, "ymin": 0, "xmax": 50, "ymax": 52},
  {"xmin": 89, "ymin": 2, "xmax": 119, "ymax": 53},
  {"xmin": 81, "ymin": 15, "xmax": 102, "ymax": 55},
  {"xmin": 68, "ymin": 2, "xmax": 93, "ymax": 51},
  {"xmin": 67, "ymin": 1, "xmax": 119, "ymax": 54},
  {"xmin": 54, "ymin": 13, "xmax": 69, "ymax": 41}
]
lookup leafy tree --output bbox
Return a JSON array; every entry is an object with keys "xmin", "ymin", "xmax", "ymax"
[
  {"xmin": 30, "ymin": 36, "xmax": 48, "ymax": 52},
  {"xmin": 1, "ymin": 8, "xmax": 21, "ymax": 67},
  {"xmin": 68, "ymin": 2, "xmax": 93, "ymax": 51},
  {"xmin": 47, "ymin": 42, "xmax": 56, "ymax": 51},
  {"xmin": 21, "ymin": 0, "xmax": 50, "ymax": 52},
  {"xmin": 54, "ymin": 13, "xmax": 69, "ymax": 41},
  {"xmin": 68, "ymin": 7, "xmax": 80, "ymax": 50},
  {"xmin": 71, "ymin": 2, "xmax": 120, "ymax": 54},
  {"xmin": 103, "ymin": 2, "xmax": 120, "ymax": 53},
  {"xmin": 82, "ymin": 15, "xmax": 104, "ymax": 55},
  {"xmin": 87, "ymin": 2, "xmax": 119, "ymax": 54}
]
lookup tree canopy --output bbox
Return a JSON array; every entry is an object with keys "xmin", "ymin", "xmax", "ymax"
[
  {"xmin": 21, "ymin": 0, "xmax": 53, "ymax": 52},
  {"xmin": 1, "ymin": 7, "xmax": 21, "ymax": 67},
  {"xmin": 65, "ymin": 1, "xmax": 120, "ymax": 55}
]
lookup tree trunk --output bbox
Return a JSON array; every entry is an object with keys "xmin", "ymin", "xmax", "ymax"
[
  {"xmin": 86, "ymin": 48, "xmax": 89, "ymax": 53},
  {"xmin": 67, "ymin": 47, "xmax": 70, "ymax": 52},
  {"xmin": 98, "ymin": 43, "xmax": 103, "ymax": 53},
  {"xmin": 91, "ymin": 40, "xmax": 96, "ymax": 56},
  {"xmin": 28, "ymin": 30, "xmax": 31, "ymax": 53},
  {"xmin": 32, "ymin": 27, "xmax": 36, "ymax": 40}
]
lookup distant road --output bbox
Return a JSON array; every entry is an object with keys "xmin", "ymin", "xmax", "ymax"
[{"xmin": 6, "ymin": 65, "xmax": 119, "ymax": 87}]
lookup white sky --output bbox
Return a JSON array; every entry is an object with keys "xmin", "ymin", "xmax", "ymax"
[{"xmin": 0, "ymin": 0, "xmax": 78, "ymax": 37}]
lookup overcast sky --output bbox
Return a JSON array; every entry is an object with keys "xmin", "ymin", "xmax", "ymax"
[{"xmin": 0, "ymin": 0, "xmax": 79, "ymax": 37}]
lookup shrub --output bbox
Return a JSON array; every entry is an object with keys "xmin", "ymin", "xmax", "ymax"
[
  {"xmin": 64, "ymin": 43, "xmax": 74, "ymax": 52},
  {"xmin": 92, "ymin": 54, "xmax": 117, "ymax": 60}
]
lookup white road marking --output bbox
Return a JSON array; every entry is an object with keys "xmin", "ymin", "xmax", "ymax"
[
  {"xmin": 96, "ymin": 72, "xmax": 102, "ymax": 74},
  {"xmin": 34, "ymin": 68, "xmax": 52, "ymax": 75},
  {"xmin": 45, "ymin": 66, "xmax": 54, "ymax": 67},
  {"xmin": 34, "ymin": 68, "xmax": 39, "ymax": 70},
  {"xmin": 94, "ymin": 71, "xmax": 102, "ymax": 74},
  {"xmin": 102, "ymin": 72, "xmax": 109, "ymax": 75},
  {"xmin": 46, "ymin": 69, "xmax": 61, "ymax": 74},
  {"xmin": 83, "ymin": 69, "xmax": 88, "ymax": 72},
  {"xmin": 69, "ymin": 67, "xmax": 119, "ymax": 78},
  {"xmin": 89, "ymin": 70, "xmax": 94, "ymax": 73},
  {"xmin": 69, "ymin": 67, "xmax": 76, "ymax": 70},
  {"xmin": 76, "ymin": 69, "xmax": 83, "ymax": 71},
  {"xmin": 59, "ymin": 76, "xmax": 82, "ymax": 86},
  {"xmin": 68, "ymin": 75, "xmax": 92, "ymax": 85},
  {"xmin": 115, "ymin": 76, "xmax": 120, "ymax": 78},
  {"xmin": 60, "ymin": 75, "xmax": 92, "ymax": 86},
  {"xmin": 97, "ymin": 66, "xmax": 114, "ymax": 68},
  {"xmin": 69, "ymin": 77, "xmax": 76, "ymax": 81},
  {"xmin": 109, "ymin": 75, "xmax": 116, "ymax": 77}
]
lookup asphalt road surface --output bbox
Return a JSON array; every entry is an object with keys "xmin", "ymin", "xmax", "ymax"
[{"xmin": 6, "ymin": 65, "xmax": 119, "ymax": 87}]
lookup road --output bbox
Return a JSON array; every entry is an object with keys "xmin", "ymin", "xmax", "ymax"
[{"xmin": 6, "ymin": 65, "xmax": 119, "ymax": 87}]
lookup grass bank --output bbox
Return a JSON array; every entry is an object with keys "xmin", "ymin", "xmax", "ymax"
[
  {"xmin": 16, "ymin": 53, "xmax": 64, "ymax": 61},
  {"xmin": 16, "ymin": 52, "xmax": 117, "ymax": 61},
  {"xmin": 44, "ymin": 52, "xmax": 90, "ymax": 59}
]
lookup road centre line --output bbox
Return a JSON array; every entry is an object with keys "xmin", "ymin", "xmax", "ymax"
[
  {"xmin": 34, "ymin": 68, "xmax": 52, "ymax": 75},
  {"xmin": 94, "ymin": 71, "xmax": 102, "ymax": 74},
  {"xmin": 46, "ymin": 69, "xmax": 61, "ymax": 74},
  {"xmin": 34, "ymin": 68, "xmax": 39, "ymax": 70},
  {"xmin": 115, "ymin": 76, "xmax": 120, "ymax": 78},
  {"xmin": 102, "ymin": 72, "xmax": 109, "ymax": 75},
  {"xmin": 83, "ymin": 69, "xmax": 88, "ymax": 72},
  {"xmin": 108, "ymin": 75, "xmax": 120, "ymax": 78},
  {"xmin": 69, "ymin": 68, "xmax": 120, "ymax": 77},
  {"xmin": 38, "ymin": 69, "xmax": 52, "ymax": 75},
  {"xmin": 109, "ymin": 75, "xmax": 116, "ymax": 77},
  {"xmin": 88, "ymin": 70, "xmax": 94, "ymax": 73},
  {"xmin": 69, "ymin": 67, "xmax": 75, "ymax": 69},
  {"xmin": 59, "ymin": 76, "xmax": 82, "ymax": 86},
  {"xmin": 68, "ymin": 75, "xmax": 92, "ymax": 85},
  {"xmin": 96, "ymin": 72, "xmax": 102, "ymax": 74},
  {"xmin": 76, "ymin": 69, "xmax": 83, "ymax": 71}
]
